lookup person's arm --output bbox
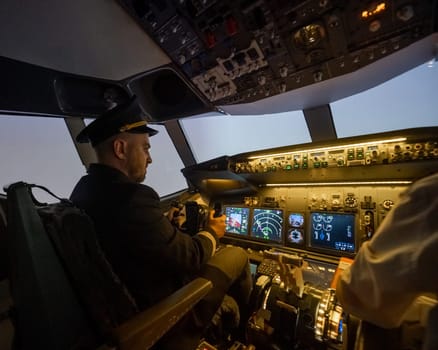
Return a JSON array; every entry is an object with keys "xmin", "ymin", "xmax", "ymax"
[
  {"xmin": 336, "ymin": 174, "xmax": 438, "ymax": 328},
  {"xmin": 166, "ymin": 204, "xmax": 226, "ymax": 253},
  {"xmin": 120, "ymin": 185, "xmax": 225, "ymax": 274},
  {"xmin": 199, "ymin": 209, "xmax": 226, "ymax": 252}
]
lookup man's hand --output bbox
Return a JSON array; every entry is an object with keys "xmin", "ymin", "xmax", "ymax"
[
  {"xmin": 206, "ymin": 210, "xmax": 226, "ymax": 238},
  {"xmin": 166, "ymin": 206, "xmax": 186, "ymax": 228}
]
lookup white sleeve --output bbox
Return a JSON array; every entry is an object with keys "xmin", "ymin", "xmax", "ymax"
[
  {"xmin": 197, "ymin": 230, "xmax": 217, "ymax": 256},
  {"xmin": 336, "ymin": 173, "xmax": 438, "ymax": 328}
]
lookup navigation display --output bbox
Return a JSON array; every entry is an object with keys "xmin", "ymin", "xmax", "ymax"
[
  {"xmin": 225, "ymin": 206, "xmax": 250, "ymax": 236},
  {"xmin": 250, "ymin": 208, "xmax": 284, "ymax": 242},
  {"xmin": 309, "ymin": 212, "xmax": 355, "ymax": 253}
]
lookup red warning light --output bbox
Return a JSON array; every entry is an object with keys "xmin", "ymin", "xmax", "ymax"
[
  {"xmin": 204, "ymin": 30, "xmax": 217, "ymax": 48},
  {"xmin": 226, "ymin": 16, "xmax": 238, "ymax": 36}
]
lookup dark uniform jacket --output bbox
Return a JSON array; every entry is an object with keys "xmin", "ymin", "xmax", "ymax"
[{"xmin": 70, "ymin": 163, "xmax": 217, "ymax": 310}]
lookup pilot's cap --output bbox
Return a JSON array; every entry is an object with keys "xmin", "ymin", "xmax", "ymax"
[{"xmin": 76, "ymin": 96, "xmax": 158, "ymax": 147}]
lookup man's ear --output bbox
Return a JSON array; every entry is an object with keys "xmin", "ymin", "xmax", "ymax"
[{"xmin": 113, "ymin": 138, "xmax": 127, "ymax": 160}]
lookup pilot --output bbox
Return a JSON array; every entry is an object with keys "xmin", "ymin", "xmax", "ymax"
[
  {"xmin": 70, "ymin": 96, "xmax": 252, "ymax": 349},
  {"xmin": 336, "ymin": 172, "xmax": 438, "ymax": 350}
]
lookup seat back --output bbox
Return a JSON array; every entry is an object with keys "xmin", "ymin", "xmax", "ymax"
[
  {"xmin": 5, "ymin": 181, "xmax": 213, "ymax": 350},
  {"xmin": 5, "ymin": 182, "xmax": 138, "ymax": 349},
  {"xmin": 5, "ymin": 182, "xmax": 100, "ymax": 349},
  {"xmin": 38, "ymin": 196, "xmax": 139, "ymax": 337}
]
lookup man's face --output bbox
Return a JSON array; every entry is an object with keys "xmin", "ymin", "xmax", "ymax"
[{"xmin": 125, "ymin": 133, "xmax": 152, "ymax": 183}]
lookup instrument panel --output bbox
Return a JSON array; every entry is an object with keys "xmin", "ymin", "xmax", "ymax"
[
  {"xmin": 222, "ymin": 183, "xmax": 405, "ymax": 258},
  {"xmin": 233, "ymin": 134, "xmax": 438, "ymax": 174},
  {"xmin": 182, "ymin": 127, "xmax": 438, "ymax": 260}
]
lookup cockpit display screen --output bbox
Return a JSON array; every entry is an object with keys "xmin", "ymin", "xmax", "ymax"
[
  {"xmin": 309, "ymin": 212, "xmax": 355, "ymax": 253},
  {"xmin": 286, "ymin": 212, "xmax": 305, "ymax": 246},
  {"xmin": 250, "ymin": 208, "xmax": 284, "ymax": 243},
  {"xmin": 225, "ymin": 206, "xmax": 250, "ymax": 236}
]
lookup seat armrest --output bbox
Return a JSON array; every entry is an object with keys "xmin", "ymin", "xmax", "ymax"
[{"xmin": 114, "ymin": 277, "xmax": 212, "ymax": 350}]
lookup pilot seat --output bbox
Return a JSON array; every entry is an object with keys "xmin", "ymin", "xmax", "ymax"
[{"xmin": 4, "ymin": 181, "xmax": 214, "ymax": 350}]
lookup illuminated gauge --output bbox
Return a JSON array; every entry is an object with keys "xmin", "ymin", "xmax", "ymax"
[
  {"xmin": 369, "ymin": 20, "xmax": 381, "ymax": 32},
  {"xmin": 288, "ymin": 213, "xmax": 304, "ymax": 227},
  {"xmin": 251, "ymin": 208, "xmax": 284, "ymax": 242},
  {"xmin": 287, "ymin": 228, "xmax": 304, "ymax": 245},
  {"xmin": 381, "ymin": 199, "xmax": 394, "ymax": 210},
  {"xmin": 322, "ymin": 215, "xmax": 333, "ymax": 223},
  {"xmin": 313, "ymin": 213, "xmax": 323, "ymax": 222},
  {"xmin": 313, "ymin": 222, "xmax": 323, "ymax": 231},
  {"xmin": 344, "ymin": 195, "xmax": 357, "ymax": 208},
  {"xmin": 293, "ymin": 24, "xmax": 326, "ymax": 49},
  {"xmin": 324, "ymin": 224, "xmax": 333, "ymax": 232}
]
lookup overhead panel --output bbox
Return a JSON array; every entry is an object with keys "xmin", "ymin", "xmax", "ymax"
[{"xmin": 117, "ymin": 0, "xmax": 437, "ymax": 106}]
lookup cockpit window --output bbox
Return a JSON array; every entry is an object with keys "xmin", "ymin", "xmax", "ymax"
[
  {"xmin": 0, "ymin": 116, "xmax": 186, "ymax": 200},
  {"xmin": 331, "ymin": 62, "xmax": 438, "ymax": 138},
  {"xmin": 0, "ymin": 115, "xmax": 84, "ymax": 203},
  {"xmin": 143, "ymin": 124, "xmax": 187, "ymax": 197},
  {"xmin": 180, "ymin": 110, "xmax": 310, "ymax": 163}
]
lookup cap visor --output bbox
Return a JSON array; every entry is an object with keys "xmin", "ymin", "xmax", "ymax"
[{"xmin": 128, "ymin": 125, "xmax": 159, "ymax": 137}]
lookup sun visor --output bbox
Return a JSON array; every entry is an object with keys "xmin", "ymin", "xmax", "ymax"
[
  {"xmin": 54, "ymin": 65, "xmax": 217, "ymax": 121},
  {"xmin": 126, "ymin": 66, "xmax": 216, "ymax": 122}
]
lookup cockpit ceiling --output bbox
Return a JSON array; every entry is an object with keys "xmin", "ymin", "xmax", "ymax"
[{"xmin": 0, "ymin": 0, "xmax": 171, "ymax": 80}]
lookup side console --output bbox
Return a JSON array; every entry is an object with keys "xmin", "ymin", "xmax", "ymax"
[{"xmin": 247, "ymin": 251, "xmax": 346, "ymax": 350}]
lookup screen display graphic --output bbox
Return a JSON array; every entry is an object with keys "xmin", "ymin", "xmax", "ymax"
[
  {"xmin": 309, "ymin": 212, "xmax": 355, "ymax": 253},
  {"xmin": 288, "ymin": 213, "xmax": 304, "ymax": 228},
  {"xmin": 286, "ymin": 213, "xmax": 305, "ymax": 245},
  {"xmin": 251, "ymin": 208, "xmax": 284, "ymax": 242},
  {"xmin": 287, "ymin": 228, "xmax": 305, "ymax": 245},
  {"xmin": 225, "ymin": 207, "xmax": 250, "ymax": 236}
]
